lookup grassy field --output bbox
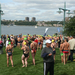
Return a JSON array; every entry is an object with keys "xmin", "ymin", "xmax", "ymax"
[{"xmin": 0, "ymin": 47, "xmax": 75, "ymax": 75}]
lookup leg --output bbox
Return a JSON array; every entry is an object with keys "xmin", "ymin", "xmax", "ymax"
[
  {"xmin": 10, "ymin": 55, "xmax": 14, "ymax": 67},
  {"xmin": 49, "ymin": 62, "xmax": 54, "ymax": 75},
  {"xmin": 53, "ymin": 54, "xmax": 55, "ymax": 62},
  {"xmin": 21, "ymin": 54, "xmax": 25, "ymax": 67},
  {"xmin": 31, "ymin": 50, "xmax": 36, "ymax": 65},
  {"xmin": 61, "ymin": 56, "xmax": 63, "ymax": 63},
  {"xmin": 70, "ymin": 50, "xmax": 73, "ymax": 61},
  {"xmin": 63, "ymin": 53, "xmax": 66, "ymax": 65},
  {"xmin": 17, "ymin": 43, "xmax": 20, "ymax": 48},
  {"xmin": 25, "ymin": 57, "xmax": 28, "ymax": 67},
  {"xmin": 44, "ymin": 62, "xmax": 49, "ymax": 75},
  {"xmin": 7, "ymin": 54, "xmax": 9, "ymax": 67},
  {"xmin": 65, "ymin": 54, "xmax": 68, "ymax": 63}
]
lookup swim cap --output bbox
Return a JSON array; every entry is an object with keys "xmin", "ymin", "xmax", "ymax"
[
  {"xmin": 24, "ymin": 38, "xmax": 27, "ymax": 40},
  {"xmin": 24, "ymin": 42, "xmax": 26, "ymax": 45},
  {"xmin": 8, "ymin": 42, "xmax": 11, "ymax": 45},
  {"xmin": 52, "ymin": 40, "xmax": 54, "ymax": 43},
  {"xmin": 8, "ymin": 38, "xmax": 9, "ymax": 40},
  {"xmin": 29, "ymin": 35, "xmax": 30, "ymax": 36}
]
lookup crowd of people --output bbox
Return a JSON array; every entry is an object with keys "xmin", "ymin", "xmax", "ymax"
[{"xmin": 0, "ymin": 34, "xmax": 75, "ymax": 75}]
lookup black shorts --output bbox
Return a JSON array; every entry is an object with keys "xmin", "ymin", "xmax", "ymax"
[
  {"xmin": 8, "ymin": 52, "xmax": 12, "ymax": 56},
  {"xmin": 53, "ymin": 51, "xmax": 56, "ymax": 54},
  {"xmin": 24, "ymin": 53, "xmax": 28, "ymax": 57}
]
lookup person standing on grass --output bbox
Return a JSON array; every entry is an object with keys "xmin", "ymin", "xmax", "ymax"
[
  {"xmin": 17, "ymin": 35, "xmax": 21, "ymax": 48},
  {"xmin": 5, "ymin": 42, "xmax": 14, "ymax": 67},
  {"xmin": 21, "ymin": 42, "xmax": 30, "ymax": 67},
  {"xmin": 51, "ymin": 39, "xmax": 56, "ymax": 62},
  {"xmin": 68, "ymin": 36, "xmax": 75, "ymax": 61},
  {"xmin": 41, "ymin": 39, "xmax": 54, "ymax": 75},
  {"xmin": 60, "ymin": 40, "xmax": 64, "ymax": 63},
  {"xmin": 63, "ymin": 38, "xmax": 70, "ymax": 65},
  {"xmin": 30, "ymin": 38, "xmax": 38, "ymax": 65}
]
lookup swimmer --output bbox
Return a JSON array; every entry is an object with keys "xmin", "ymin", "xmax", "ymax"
[
  {"xmin": 5, "ymin": 42, "xmax": 14, "ymax": 67},
  {"xmin": 63, "ymin": 38, "xmax": 70, "ymax": 65},
  {"xmin": 30, "ymin": 38, "xmax": 38, "ymax": 65},
  {"xmin": 60, "ymin": 40, "xmax": 64, "ymax": 63},
  {"xmin": 21, "ymin": 42, "xmax": 29, "ymax": 67},
  {"xmin": 51, "ymin": 39, "xmax": 56, "ymax": 61}
]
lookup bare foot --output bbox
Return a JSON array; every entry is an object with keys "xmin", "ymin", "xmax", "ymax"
[{"xmin": 22, "ymin": 65, "xmax": 25, "ymax": 67}]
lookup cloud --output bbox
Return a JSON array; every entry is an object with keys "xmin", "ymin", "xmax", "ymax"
[{"xmin": 1, "ymin": 0, "xmax": 75, "ymax": 21}]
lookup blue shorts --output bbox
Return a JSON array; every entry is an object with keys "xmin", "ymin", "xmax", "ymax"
[{"xmin": 38, "ymin": 42, "xmax": 41, "ymax": 45}]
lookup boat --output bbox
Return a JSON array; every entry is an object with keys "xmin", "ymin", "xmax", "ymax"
[{"xmin": 35, "ymin": 26, "xmax": 37, "ymax": 28}]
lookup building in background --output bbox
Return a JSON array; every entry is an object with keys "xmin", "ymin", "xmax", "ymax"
[
  {"xmin": 65, "ymin": 17, "xmax": 69, "ymax": 22},
  {"xmin": 25, "ymin": 17, "xmax": 29, "ymax": 22},
  {"xmin": 31, "ymin": 17, "xmax": 36, "ymax": 22}
]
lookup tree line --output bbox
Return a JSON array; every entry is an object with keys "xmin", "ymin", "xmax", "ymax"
[{"xmin": 1, "ymin": 20, "xmax": 63, "ymax": 25}]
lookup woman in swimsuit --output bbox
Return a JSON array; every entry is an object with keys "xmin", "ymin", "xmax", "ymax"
[
  {"xmin": 21, "ymin": 42, "xmax": 29, "ymax": 67},
  {"xmin": 5, "ymin": 42, "xmax": 14, "ymax": 67}
]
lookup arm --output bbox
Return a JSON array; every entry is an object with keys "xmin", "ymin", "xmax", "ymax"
[
  {"xmin": 41, "ymin": 48, "xmax": 45, "ymax": 57},
  {"xmin": 68, "ymin": 43, "xmax": 70, "ymax": 55},
  {"xmin": 5, "ymin": 47, "xmax": 8, "ymax": 53},
  {"xmin": 21, "ymin": 47, "xmax": 24, "ymax": 50},
  {"xmin": 30, "ymin": 43, "xmax": 33, "ymax": 49}
]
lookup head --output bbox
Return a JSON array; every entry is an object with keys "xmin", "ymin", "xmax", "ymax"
[
  {"xmin": 46, "ymin": 40, "xmax": 51, "ymax": 47},
  {"xmin": 64, "ymin": 38, "xmax": 68, "ymax": 42}
]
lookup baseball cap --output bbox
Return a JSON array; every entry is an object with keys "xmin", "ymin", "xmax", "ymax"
[{"xmin": 46, "ymin": 40, "xmax": 51, "ymax": 44}]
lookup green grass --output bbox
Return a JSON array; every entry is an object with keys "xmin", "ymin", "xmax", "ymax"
[{"xmin": 0, "ymin": 47, "xmax": 75, "ymax": 75}]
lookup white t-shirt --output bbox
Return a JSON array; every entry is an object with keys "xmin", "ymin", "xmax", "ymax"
[{"xmin": 6, "ymin": 40, "xmax": 9, "ymax": 47}]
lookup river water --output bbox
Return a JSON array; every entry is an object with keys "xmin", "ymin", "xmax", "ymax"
[{"xmin": 1, "ymin": 26, "xmax": 63, "ymax": 36}]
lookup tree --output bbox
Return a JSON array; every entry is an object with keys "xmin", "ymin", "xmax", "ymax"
[{"xmin": 63, "ymin": 16, "xmax": 75, "ymax": 36}]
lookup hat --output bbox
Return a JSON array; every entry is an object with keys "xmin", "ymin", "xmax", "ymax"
[
  {"xmin": 24, "ymin": 42, "xmax": 26, "ymax": 45},
  {"xmin": 46, "ymin": 40, "xmax": 51, "ymax": 44},
  {"xmin": 52, "ymin": 40, "xmax": 54, "ymax": 43},
  {"xmin": 24, "ymin": 38, "xmax": 27, "ymax": 40},
  {"xmin": 8, "ymin": 42, "xmax": 11, "ymax": 45}
]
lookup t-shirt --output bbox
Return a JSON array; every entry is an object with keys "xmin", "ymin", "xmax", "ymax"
[
  {"xmin": 41, "ymin": 47, "xmax": 54, "ymax": 62},
  {"xmin": 68, "ymin": 38, "xmax": 75, "ymax": 50}
]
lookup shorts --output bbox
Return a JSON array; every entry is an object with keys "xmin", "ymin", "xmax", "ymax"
[
  {"xmin": 38, "ymin": 42, "xmax": 41, "ymax": 45},
  {"xmin": 53, "ymin": 51, "xmax": 56, "ymax": 54},
  {"xmin": 63, "ymin": 50, "xmax": 69, "ymax": 53},
  {"xmin": 8, "ymin": 52, "xmax": 12, "ymax": 56},
  {"xmin": 24, "ymin": 53, "xmax": 29, "ymax": 57},
  {"xmin": 32, "ymin": 49, "xmax": 36, "ymax": 53}
]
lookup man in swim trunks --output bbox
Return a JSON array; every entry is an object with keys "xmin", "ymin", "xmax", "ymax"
[
  {"xmin": 30, "ymin": 38, "xmax": 38, "ymax": 65},
  {"xmin": 63, "ymin": 38, "xmax": 70, "ymax": 65}
]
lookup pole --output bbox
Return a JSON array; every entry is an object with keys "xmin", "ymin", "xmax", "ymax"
[
  {"xmin": 0, "ymin": 4, "xmax": 1, "ymax": 38},
  {"xmin": 63, "ymin": 2, "xmax": 66, "ymax": 26}
]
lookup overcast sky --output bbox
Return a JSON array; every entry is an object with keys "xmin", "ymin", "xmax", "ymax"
[{"xmin": 0, "ymin": 0, "xmax": 75, "ymax": 21}]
